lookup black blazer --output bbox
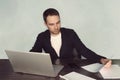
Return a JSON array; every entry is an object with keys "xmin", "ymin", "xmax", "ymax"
[{"xmin": 30, "ymin": 28, "xmax": 105, "ymax": 64}]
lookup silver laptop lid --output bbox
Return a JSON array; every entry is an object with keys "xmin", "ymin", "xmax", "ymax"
[{"xmin": 5, "ymin": 50, "xmax": 63, "ymax": 77}]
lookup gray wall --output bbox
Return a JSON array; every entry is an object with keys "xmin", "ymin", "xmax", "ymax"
[{"xmin": 0, "ymin": 0, "xmax": 120, "ymax": 59}]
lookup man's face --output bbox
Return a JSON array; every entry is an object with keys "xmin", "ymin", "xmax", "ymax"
[{"xmin": 45, "ymin": 15, "xmax": 61, "ymax": 36}]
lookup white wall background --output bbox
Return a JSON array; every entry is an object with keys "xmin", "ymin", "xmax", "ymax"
[{"xmin": 0, "ymin": 0, "xmax": 120, "ymax": 59}]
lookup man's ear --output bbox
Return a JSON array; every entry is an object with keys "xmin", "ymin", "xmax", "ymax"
[
  {"xmin": 44, "ymin": 22, "xmax": 47, "ymax": 26},
  {"xmin": 44, "ymin": 22, "xmax": 49, "ymax": 29},
  {"xmin": 44, "ymin": 22, "xmax": 46, "ymax": 25}
]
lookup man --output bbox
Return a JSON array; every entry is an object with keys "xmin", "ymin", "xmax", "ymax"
[{"xmin": 30, "ymin": 8, "xmax": 111, "ymax": 65}]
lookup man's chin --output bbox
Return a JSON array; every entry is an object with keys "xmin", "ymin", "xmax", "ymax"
[{"xmin": 52, "ymin": 32, "xmax": 60, "ymax": 35}]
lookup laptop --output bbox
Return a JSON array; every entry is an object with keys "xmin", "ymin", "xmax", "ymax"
[{"xmin": 5, "ymin": 50, "xmax": 64, "ymax": 77}]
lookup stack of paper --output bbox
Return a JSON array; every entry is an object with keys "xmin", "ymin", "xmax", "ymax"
[
  {"xmin": 59, "ymin": 71, "xmax": 96, "ymax": 80},
  {"xmin": 100, "ymin": 65, "xmax": 120, "ymax": 79},
  {"xmin": 81, "ymin": 60, "xmax": 120, "ymax": 79}
]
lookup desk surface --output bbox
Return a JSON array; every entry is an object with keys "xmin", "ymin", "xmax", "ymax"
[{"xmin": 0, "ymin": 59, "xmax": 120, "ymax": 80}]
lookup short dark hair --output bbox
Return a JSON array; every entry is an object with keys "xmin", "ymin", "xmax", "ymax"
[{"xmin": 43, "ymin": 8, "xmax": 60, "ymax": 23}]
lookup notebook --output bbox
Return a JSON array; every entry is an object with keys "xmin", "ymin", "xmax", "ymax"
[{"xmin": 5, "ymin": 50, "xmax": 64, "ymax": 77}]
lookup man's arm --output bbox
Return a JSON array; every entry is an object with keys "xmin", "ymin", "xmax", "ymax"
[
  {"xmin": 30, "ymin": 34, "xmax": 43, "ymax": 52},
  {"xmin": 71, "ymin": 30, "xmax": 107, "ymax": 63}
]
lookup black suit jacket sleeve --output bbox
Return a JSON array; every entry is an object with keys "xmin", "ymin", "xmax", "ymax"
[
  {"xmin": 30, "ymin": 31, "xmax": 58, "ymax": 64},
  {"xmin": 71, "ymin": 30, "xmax": 106, "ymax": 63},
  {"xmin": 30, "ymin": 34, "xmax": 43, "ymax": 52}
]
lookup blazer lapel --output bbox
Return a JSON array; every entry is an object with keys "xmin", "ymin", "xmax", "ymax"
[
  {"xmin": 59, "ymin": 29, "xmax": 65, "ymax": 57},
  {"xmin": 46, "ymin": 31, "xmax": 58, "ymax": 57}
]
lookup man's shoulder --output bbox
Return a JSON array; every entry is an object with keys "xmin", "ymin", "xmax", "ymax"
[
  {"xmin": 61, "ymin": 27, "xmax": 74, "ymax": 31},
  {"xmin": 61, "ymin": 27, "xmax": 75, "ymax": 33},
  {"xmin": 37, "ymin": 30, "xmax": 49, "ymax": 37}
]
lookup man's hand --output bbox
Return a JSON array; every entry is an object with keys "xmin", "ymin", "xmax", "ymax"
[{"xmin": 100, "ymin": 58, "xmax": 112, "ymax": 68}]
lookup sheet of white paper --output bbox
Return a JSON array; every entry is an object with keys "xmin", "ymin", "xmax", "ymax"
[
  {"xmin": 60, "ymin": 71, "xmax": 96, "ymax": 80},
  {"xmin": 100, "ymin": 65, "xmax": 120, "ymax": 79},
  {"xmin": 81, "ymin": 63, "xmax": 103, "ymax": 72}
]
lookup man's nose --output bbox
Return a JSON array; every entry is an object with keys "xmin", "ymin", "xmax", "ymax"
[{"xmin": 54, "ymin": 24, "xmax": 58, "ymax": 29}]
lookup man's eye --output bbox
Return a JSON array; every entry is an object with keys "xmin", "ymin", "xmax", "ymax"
[
  {"xmin": 49, "ymin": 24, "xmax": 54, "ymax": 26},
  {"xmin": 57, "ymin": 21, "xmax": 60, "ymax": 24}
]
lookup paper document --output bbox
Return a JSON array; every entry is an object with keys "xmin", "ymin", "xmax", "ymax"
[
  {"xmin": 100, "ymin": 65, "xmax": 120, "ymax": 79},
  {"xmin": 59, "ymin": 71, "xmax": 96, "ymax": 80},
  {"xmin": 81, "ymin": 63, "xmax": 103, "ymax": 72}
]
